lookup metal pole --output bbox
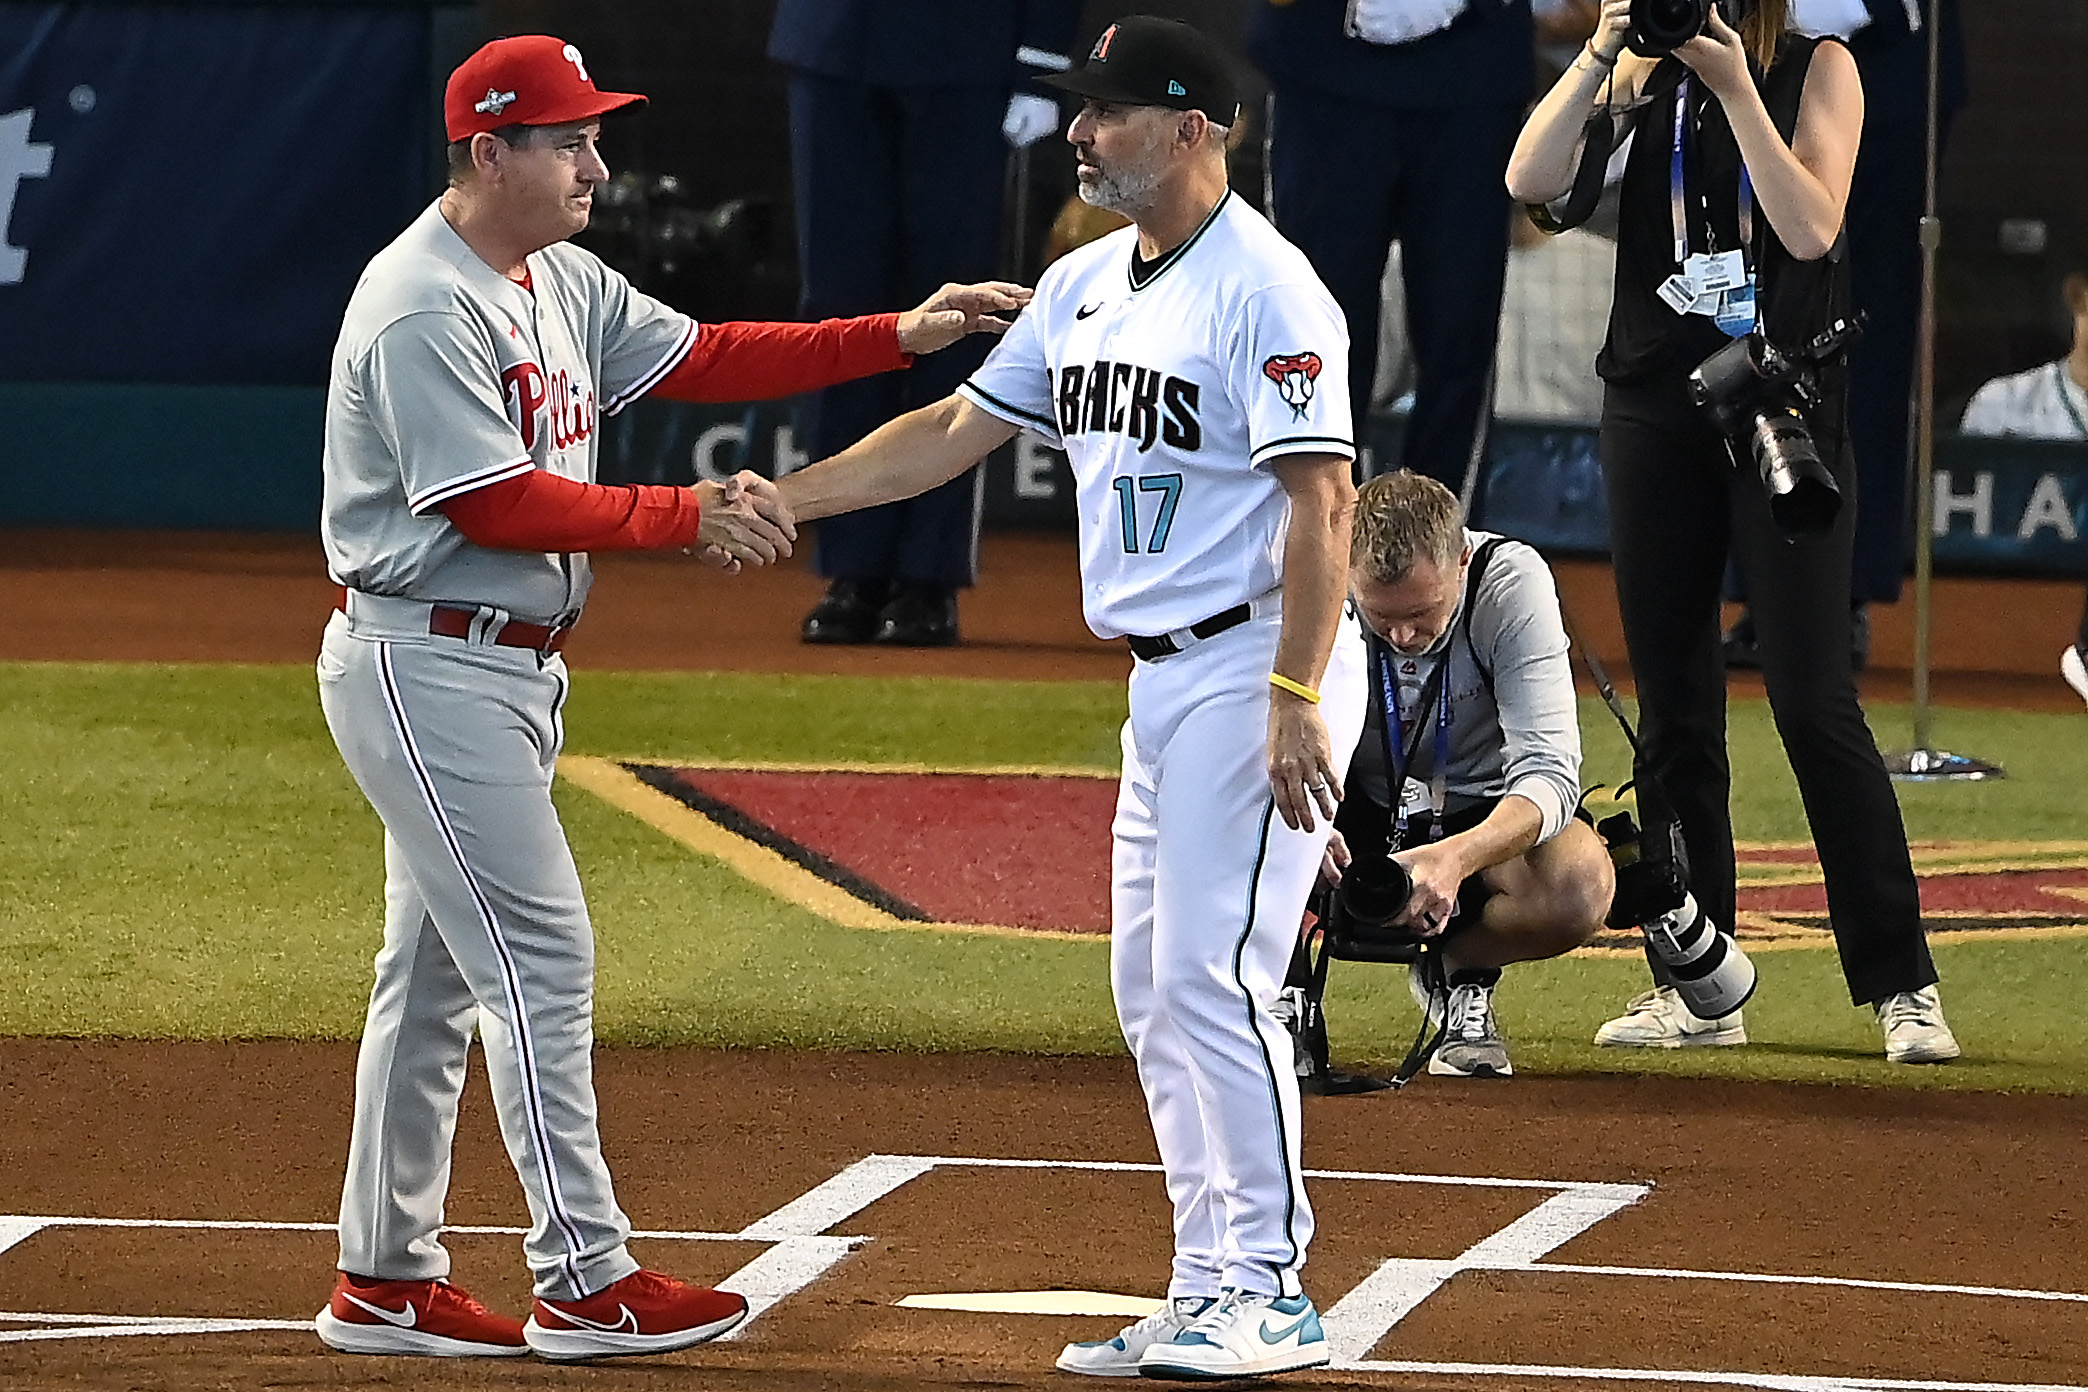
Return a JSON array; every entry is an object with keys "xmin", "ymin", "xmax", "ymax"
[
  {"xmin": 1885, "ymin": 0, "xmax": 2002, "ymax": 780},
  {"xmin": 1909, "ymin": 0, "xmax": 1942, "ymax": 755}
]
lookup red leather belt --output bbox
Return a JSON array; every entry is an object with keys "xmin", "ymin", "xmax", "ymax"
[{"xmin": 428, "ymin": 604, "xmax": 572, "ymax": 654}]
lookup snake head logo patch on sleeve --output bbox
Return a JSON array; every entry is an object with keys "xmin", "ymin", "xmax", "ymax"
[{"xmin": 1262, "ymin": 352, "xmax": 1323, "ymax": 420}]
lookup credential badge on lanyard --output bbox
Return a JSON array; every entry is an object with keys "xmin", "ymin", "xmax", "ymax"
[
  {"xmin": 1375, "ymin": 640, "xmax": 1452, "ymax": 847},
  {"xmin": 1655, "ymin": 78, "xmax": 1758, "ymax": 337}
]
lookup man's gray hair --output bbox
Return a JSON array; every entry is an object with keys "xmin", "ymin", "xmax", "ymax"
[{"xmin": 1352, "ymin": 470, "xmax": 1465, "ymax": 584}]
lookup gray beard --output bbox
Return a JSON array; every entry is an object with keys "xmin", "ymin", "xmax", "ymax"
[{"xmin": 1076, "ymin": 163, "xmax": 1162, "ymax": 217}]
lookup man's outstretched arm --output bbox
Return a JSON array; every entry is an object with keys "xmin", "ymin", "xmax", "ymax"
[{"xmin": 777, "ymin": 395, "xmax": 1020, "ymax": 523}]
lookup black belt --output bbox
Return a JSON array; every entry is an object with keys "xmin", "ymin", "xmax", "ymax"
[{"xmin": 1126, "ymin": 603, "xmax": 1252, "ymax": 661}]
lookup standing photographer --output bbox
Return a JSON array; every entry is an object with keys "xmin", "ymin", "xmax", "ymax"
[{"xmin": 1505, "ymin": 0, "xmax": 1957, "ymax": 1061}]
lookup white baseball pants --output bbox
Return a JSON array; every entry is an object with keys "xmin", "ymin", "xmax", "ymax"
[
  {"xmin": 317, "ymin": 603, "xmax": 639, "ymax": 1301},
  {"xmin": 1111, "ymin": 607, "xmax": 1367, "ymax": 1300}
]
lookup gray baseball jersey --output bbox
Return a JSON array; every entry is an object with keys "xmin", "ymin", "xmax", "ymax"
[{"xmin": 322, "ymin": 200, "xmax": 696, "ymax": 621}]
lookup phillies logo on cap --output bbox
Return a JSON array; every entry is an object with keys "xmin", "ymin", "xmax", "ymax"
[
  {"xmin": 1262, "ymin": 352, "xmax": 1323, "ymax": 420},
  {"xmin": 445, "ymin": 35, "xmax": 647, "ymax": 142}
]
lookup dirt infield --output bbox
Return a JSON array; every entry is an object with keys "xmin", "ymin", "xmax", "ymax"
[
  {"xmin": 1, "ymin": 526, "xmax": 2082, "ymax": 708},
  {"xmin": 3, "ymin": 1040, "xmax": 2086, "ymax": 1391}
]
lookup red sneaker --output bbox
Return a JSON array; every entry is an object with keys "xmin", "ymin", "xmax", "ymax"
[
  {"xmin": 524, "ymin": 1268, "xmax": 749, "ymax": 1361},
  {"xmin": 315, "ymin": 1272, "xmax": 527, "ymax": 1357}
]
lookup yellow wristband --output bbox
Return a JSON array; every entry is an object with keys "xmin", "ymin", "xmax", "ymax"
[{"xmin": 1269, "ymin": 673, "xmax": 1320, "ymax": 704}]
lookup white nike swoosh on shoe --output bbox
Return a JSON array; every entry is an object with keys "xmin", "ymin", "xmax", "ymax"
[
  {"xmin": 339, "ymin": 1291, "xmax": 417, "ymax": 1328},
  {"xmin": 542, "ymin": 1302, "xmax": 637, "ymax": 1334}
]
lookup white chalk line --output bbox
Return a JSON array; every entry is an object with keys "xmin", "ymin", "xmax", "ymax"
[{"xmin": 1349, "ymin": 1358, "xmax": 2088, "ymax": 1392}]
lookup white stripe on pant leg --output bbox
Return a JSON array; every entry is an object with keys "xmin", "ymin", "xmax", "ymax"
[
  {"xmin": 375, "ymin": 643, "xmax": 590, "ymax": 1294},
  {"xmin": 1228, "ymin": 799, "xmax": 1305, "ymax": 1279}
]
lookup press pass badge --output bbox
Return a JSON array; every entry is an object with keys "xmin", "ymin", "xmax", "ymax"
[
  {"xmin": 1713, "ymin": 278, "xmax": 1758, "ymax": 337},
  {"xmin": 1691, "ymin": 249, "xmax": 1747, "ymax": 295},
  {"xmin": 1657, "ymin": 273, "xmax": 1700, "ymax": 314}
]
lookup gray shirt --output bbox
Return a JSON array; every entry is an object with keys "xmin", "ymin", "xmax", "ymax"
[
  {"xmin": 1352, "ymin": 530, "xmax": 1582, "ymax": 843},
  {"xmin": 321, "ymin": 201, "xmax": 696, "ymax": 622}
]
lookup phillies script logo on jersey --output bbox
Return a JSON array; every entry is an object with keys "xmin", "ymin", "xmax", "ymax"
[
  {"xmin": 500, "ymin": 360, "xmax": 596, "ymax": 453},
  {"xmin": 1056, "ymin": 361, "xmax": 1202, "ymax": 453},
  {"xmin": 1263, "ymin": 352, "xmax": 1322, "ymax": 420}
]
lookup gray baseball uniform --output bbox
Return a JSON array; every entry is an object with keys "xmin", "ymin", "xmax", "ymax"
[{"xmin": 318, "ymin": 200, "xmax": 694, "ymax": 1300}]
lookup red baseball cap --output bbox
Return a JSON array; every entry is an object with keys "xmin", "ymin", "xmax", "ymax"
[{"xmin": 444, "ymin": 35, "xmax": 646, "ymax": 142}]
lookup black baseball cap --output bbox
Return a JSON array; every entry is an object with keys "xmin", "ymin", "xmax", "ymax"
[{"xmin": 1037, "ymin": 16, "xmax": 1242, "ymax": 124}]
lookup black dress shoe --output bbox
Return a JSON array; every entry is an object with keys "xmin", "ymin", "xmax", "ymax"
[
  {"xmin": 873, "ymin": 580, "xmax": 959, "ymax": 647},
  {"xmin": 1721, "ymin": 610, "xmax": 1761, "ymax": 669},
  {"xmin": 801, "ymin": 578, "xmax": 890, "ymax": 645}
]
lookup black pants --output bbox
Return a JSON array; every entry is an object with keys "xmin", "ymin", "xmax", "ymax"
[
  {"xmin": 1600, "ymin": 379, "xmax": 1937, "ymax": 1005},
  {"xmin": 1265, "ymin": 85, "xmax": 1521, "ymax": 496},
  {"xmin": 786, "ymin": 72, "xmax": 1001, "ymax": 587}
]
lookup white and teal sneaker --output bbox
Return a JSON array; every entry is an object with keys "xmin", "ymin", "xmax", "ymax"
[
  {"xmin": 1137, "ymin": 1288, "xmax": 1329, "ymax": 1380},
  {"xmin": 1056, "ymin": 1297, "xmax": 1215, "ymax": 1377}
]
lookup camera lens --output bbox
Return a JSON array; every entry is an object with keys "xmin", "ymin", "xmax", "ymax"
[
  {"xmin": 1749, "ymin": 408, "xmax": 1841, "ymax": 534},
  {"xmin": 1335, "ymin": 857, "xmax": 1414, "ymax": 929},
  {"xmin": 1627, "ymin": 0, "xmax": 1712, "ymax": 52}
]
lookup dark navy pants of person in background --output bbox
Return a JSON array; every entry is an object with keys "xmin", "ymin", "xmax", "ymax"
[{"xmin": 786, "ymin": 73, "xmax": 1003, "ymax": 589}]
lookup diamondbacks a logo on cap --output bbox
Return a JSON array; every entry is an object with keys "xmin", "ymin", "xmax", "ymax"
[
  {"xmin": 1092, "ymin": 24, "xmax": 1118, "ymax": 60},
  {"xmin": 1263, "ymin": 352, "xmax": 1323, "ymax": 419},
  {"xmin": 1167, "ymin": 80, "xmax": 1187, "ymax": 96},
  {"xmin": 474, "ymin": 88, "xmax": 516, "ymax": 116}
]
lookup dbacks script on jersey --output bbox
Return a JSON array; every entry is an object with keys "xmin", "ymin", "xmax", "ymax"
[{"xmin": 960, "ymin": 192, "xmax": 1353, "ymax": 641}]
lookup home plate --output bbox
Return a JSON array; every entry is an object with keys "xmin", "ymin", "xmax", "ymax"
[{"xmin": 896, "ymin": 1291, "xmax": 1165, "ymax": 1317}]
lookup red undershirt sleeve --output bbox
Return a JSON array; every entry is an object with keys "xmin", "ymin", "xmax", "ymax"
[
  {"xmin": 646, "ymin": 314, "xmax": 911, "ymax": 403},
  {"xmin": 438, "ymin": 468, "xmax": 702, "ymax": 552}
]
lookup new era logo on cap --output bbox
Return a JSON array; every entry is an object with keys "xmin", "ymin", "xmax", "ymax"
[
  {"xmin": 444, "ymin": 35, "xmax": 647, "ymax": 142},
  {"xmin": 1167, "ymin": 80, "xmax": 1186, "ymax": 95}
]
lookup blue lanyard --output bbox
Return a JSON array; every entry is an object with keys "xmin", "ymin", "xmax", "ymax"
[
  {"xmin": 1671, "ymin": 79, "xmax": 1754, "ymax": 268},
  {"xmin": 1374, "ymin": 640, "xmax": 1452, "ymax": 845}
]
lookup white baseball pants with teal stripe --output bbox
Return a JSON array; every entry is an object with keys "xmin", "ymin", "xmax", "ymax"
[
  {"xmin": 317, "ymin": 605, "xmax": 639, "ymax": 1301},
  {"xmin": 1111, "ymin": 608, "xmax": 1367, "ymax": 1301}
]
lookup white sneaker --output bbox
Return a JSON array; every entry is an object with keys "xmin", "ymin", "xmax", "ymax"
[
  {"xmin": 1593, "ymin": 986, "xmax": 1746, "ymax": 1048},
  {"xmin": 1876, "ymin": 985, "xmax": 1961, "ymax": 1063},
  {"xmin": 1056, "ymin": 1297, "xmax": 1213, "ymax": 1377},
  {"xmin": 1138, "ymin": 1289, "xmax": 1329, "ymax": 1381},
  {"xmin": 2063, "ymin": 646, "xmax": 2088, "ymax": 710},
  {"xmin": 1429, "ymin": 981, "xmax": 1512, "ymax": 1077}
]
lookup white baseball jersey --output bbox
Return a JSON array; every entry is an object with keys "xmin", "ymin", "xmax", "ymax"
[
  {"xmin": 958, "ymin": 191, "xmax": 1354, "ymax": 640},
  {"xmin": 321, "ymin": 200, "xmax": 697, "ymax": 621},
  {"xmin": 1959, "ymin": 360, "xmax": 2088, "ymax": 441}
]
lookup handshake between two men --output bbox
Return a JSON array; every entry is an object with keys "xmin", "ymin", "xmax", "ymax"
[{"xmin": 684, "ymin": 280, "xmax": 1034, "ymax": 574}]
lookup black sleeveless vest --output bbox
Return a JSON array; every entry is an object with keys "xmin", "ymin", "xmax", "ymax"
[{"xmin": 1596, "ymin": 35, "xmax": 1853, "ymax": 390}]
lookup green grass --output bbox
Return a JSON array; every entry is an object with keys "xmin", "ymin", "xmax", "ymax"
[{"xmin": 1, "ymin": 661, "xmax": 2084, "ymax": 1091}]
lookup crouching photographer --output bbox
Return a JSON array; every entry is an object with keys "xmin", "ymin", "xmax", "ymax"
[
  {"xmin": 1505, "ymin": 0, "xmax": 1957, "ymax": 1060},
  {"xmin": 1287, "ymin": 472, "xmax": 1614, "ymax": 1080}
]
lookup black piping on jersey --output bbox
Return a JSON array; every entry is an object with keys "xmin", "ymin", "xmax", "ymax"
[
  {"xmin": 1250, "ymin": 434, "xmax": 1352, "ymax": 464},
  {"xmin": 1126, "ymin": 189, "xmax": 1232, "ymax": 293},
  {"xmin": 1232, "ymin": 797, "xmax": 1303, "ymax": 1272},
  {"xmin": 963, "ymin": 380, "xmax": 1057, "ymax": 433},
  {"xmin": 373, "ymin": 642, "xmax": 591, "ymax": 1297}
]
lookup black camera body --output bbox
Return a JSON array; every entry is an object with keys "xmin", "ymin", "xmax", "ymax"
[
  {"xmin": 1626, "ymin": 0, "xmax": 1741, "ymax": 55},
  {"xmin": 1317, "ymin": 855, "xmax": 1426, "ymax": 964},
  {"xmin": 1596, "ymin": 806, "xmax": 1690, "ymax": 931},
  {"xmin": 1688, "ymin": 315, "xmax": 1864, "ymax": 535}
]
